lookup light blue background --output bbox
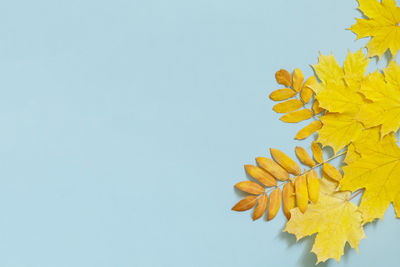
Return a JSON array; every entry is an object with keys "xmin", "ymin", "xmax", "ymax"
[{"xmin": 0, "ymin": 0, "xmax": 399, "ymax": 266}]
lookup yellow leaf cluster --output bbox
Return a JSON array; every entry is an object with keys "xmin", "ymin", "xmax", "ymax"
[
  {"xmin": 232, "ymin": 0, "xmax": 400, "ymax": 263},
  {"xmin": 310, "ymin": 50, "xmax": 400, "ymax": 224},
  {"xmin": 271, "ymin": 68, "xmax": 323, "ymax": 140}
]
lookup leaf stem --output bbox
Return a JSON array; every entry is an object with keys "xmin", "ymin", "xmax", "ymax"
[
  {"xmin": 302, "ymin": 150, "xmax": 347, "ymax": 176},
  {"xmin": 348, "ymin": 188, "xmax": 365, "ymax": 201},
  {"xmin": 265, "ymin": 150, "xmax": 347, "ymax": 194}
]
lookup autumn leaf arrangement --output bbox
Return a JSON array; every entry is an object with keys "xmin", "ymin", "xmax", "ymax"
[{"xmin": 231, "ymin": 0, "xmax": 400, "ymax": 264}]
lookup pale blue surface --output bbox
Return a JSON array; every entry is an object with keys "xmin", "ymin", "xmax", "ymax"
[{"xmin": 0, "ymin": 0, "xmax": 398, "ymax": 266}]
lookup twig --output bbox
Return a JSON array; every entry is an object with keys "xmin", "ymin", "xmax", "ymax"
[
  {"xmin": 266, "ymin": 150, "xmax": 347, "ymax": 194},
  {"xmin": 349, "ymin": 188, "xmax": 365, "ymax": 201}
]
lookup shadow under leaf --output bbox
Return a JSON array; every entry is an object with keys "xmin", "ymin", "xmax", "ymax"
[{"xmin": 278, "ymin": 228, "xmax": 329, "ymax": 267}]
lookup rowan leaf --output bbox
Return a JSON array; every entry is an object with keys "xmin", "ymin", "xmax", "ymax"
[
  {"xmin": 283, "ymin": 182, "xmax": 296, "ymax": 220},
  {"xmin": 312, "ymin": 100, "xmax": 324, "ymax": 114},
  {"xmin": 311, "ymin": 141, "xmax": 323, "ymax": 163},
  {"xmin": 300, "ymin": 87, "xmax": 313, "ymax": 103},
  {"xmin": 295, "ymin": 120, "xmax": 322, "ymax": 140},
  {"xmin": 270, "ymin": 148, "xmax": 301, "ymax": 175},
  {"xmin": 341, "ymin": 127, "xmax": 400, "ymax": 223},
  {"xmin": 284, "ymin": 178, "xmax": 365, "ymax": 264},
  {"xmin": 267, "ymin": 188, "xmax": 282, "ymax": 221},
  {"xmin": 253, "ymin": 193, "xmax": 268, "ymax": 220},
  {"xmin": 307, "ymin": 170, "xmax": 319, "ymax": 203},
  {"xmin": 271, "ymin": 69, "xmax": 317, "ymax": 132},
  {"xmin": 273, "ymin": 99, "xmax": 303, "ymax": 113},
  {"xmin": 292, "ymin": 68, "xmax": 304, "ymax": 92},
  {"xmin": 349, "ymin": 0, "xmax": 400, "ymax": 58},
  {"xmin": 295, "ymin": 146, "xmax": 316, "ymax": 167},
  {"xmin": 270, "ymin": 88, "xmax": 297, "ymax": 101},
  {"xmin": 235, "ymin": 181, "xmax": 265, "ymax": 195},
  {"xmin": 232, "ymin": 195, "xmax": 258, "ymax": 211},
  {"xmin": 280, "ymin": 109, "xmax": 313, "ymax": 123},
  {"xmin": 256, "ymin": 157, "xmax": 290, "ymax": 181},
  {"xmin": 295, "ymin": 175, "xmax": 308, "ymax": 213},
  {"xmin": 322, "ymin": 163, "xmax": 343, "ymax": 182},
  {"xmin": 300, "ymin": 76, "xmax": 317, "ymax": 103}
]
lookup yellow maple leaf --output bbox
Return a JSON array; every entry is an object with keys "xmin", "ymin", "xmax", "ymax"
[
  {"xmin": 312, "ymin": 54, "xmax": 344, "ymax": 88},
  {"xmin": 311, "ymin": 50, "xmax": 368, "ymax": 153},
  {"xmin": 357, "ymin": 61, "xmax": 400, "ymax": 137},
  {"xmin": 341, "ymin": 127, "xmax": 400, "ymax": 223},
  {"xmin": 318, "ymin": 113, "xmax": 364, "ymax": 154},
  {"xmin": 350, "ymin": 0, "xmax": 400, "ymax": 59},
  {"xmin": 284, "ymin": 178, "xmax": 365, "ymax": 264},
  {"xmin": 312, "ymin": 50, "xmax": 369, "ymax": 113}
]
